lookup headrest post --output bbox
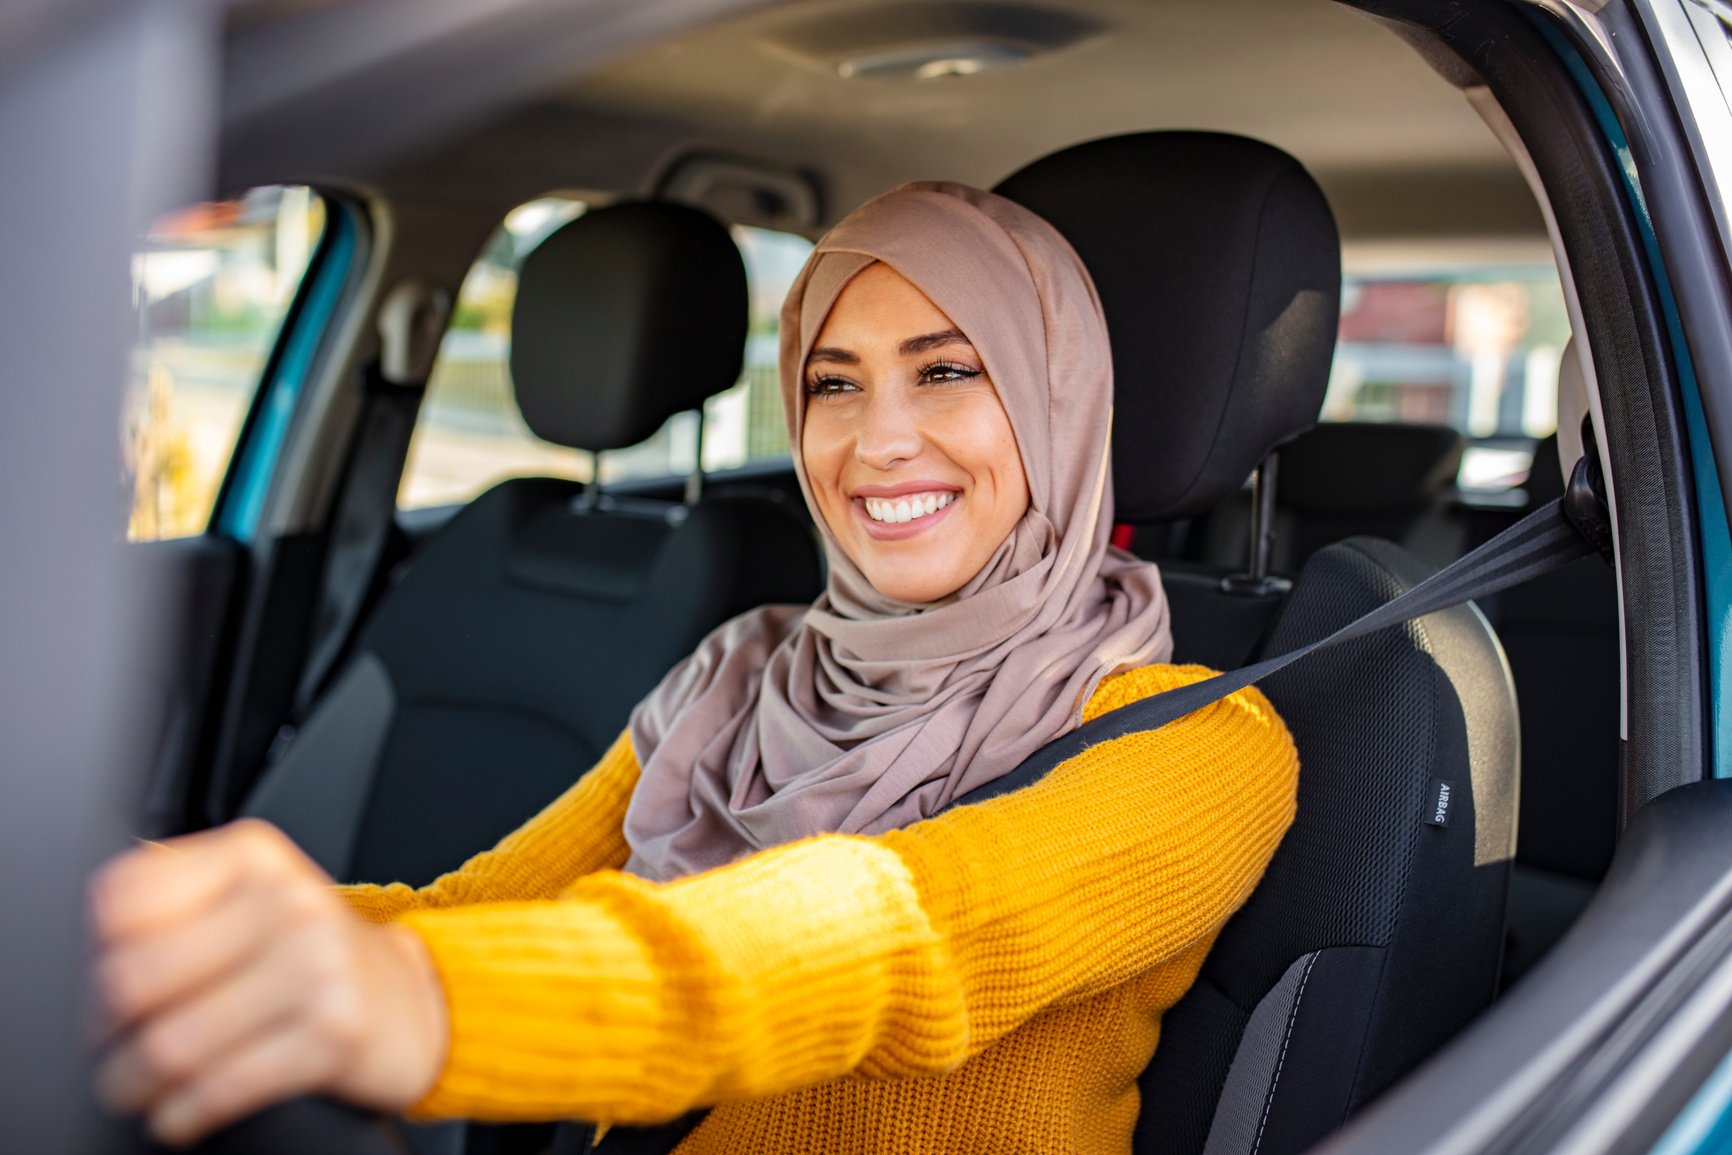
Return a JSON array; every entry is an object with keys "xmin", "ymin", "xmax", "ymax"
[
  {"xmin": 684, "ymin": 408, "xmax": 706, "ymax": 506},
  {"xmin": 1250, "ymin": 452, "xmax": 1279, "ymax": 581},
  {"xmin": 1220, "ymin": 452, "xmax": 1292, "ymax": 598}
]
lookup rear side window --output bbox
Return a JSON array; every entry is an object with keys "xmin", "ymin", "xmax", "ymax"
[
  {"xmin": 397, "ymin": 200, "xmax": 813, "ymax": 511},
  {"xmin": 1326, "ymin": 266, "xmax": 1570, "ymax": 489},
  {"xmin": 125, "ymin": 187, "xmax": 327, "ymax": 540}
]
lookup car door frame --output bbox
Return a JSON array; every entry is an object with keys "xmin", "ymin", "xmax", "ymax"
[
  {"xmin": 134, "ymin": 190, "xmax": 371, "ymax": 837},
  {"xmin": 1319, "ymin": 0, "xmax": 1732, "ymax": 1151}
]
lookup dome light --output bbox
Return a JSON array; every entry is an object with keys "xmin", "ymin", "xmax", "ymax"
[{"xmin": 837, "ymin": 41, "xmax": 1033, "ymax": 81}]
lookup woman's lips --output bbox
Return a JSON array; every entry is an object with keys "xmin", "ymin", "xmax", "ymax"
[{"xmin": 852, "ymin": 493, "xmax": 960, "ymax": 540}]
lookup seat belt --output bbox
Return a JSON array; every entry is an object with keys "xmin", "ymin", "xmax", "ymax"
[
  {"xmin": 289, "ymin": 277, "xmax": 449, "ymax": 720},
  {"xmin": 290, "ymin": 361, "xmax": 423, "ymax": 716},
  {"xmin": 580, "ymin": 457, "xmax": 1612, "ymax": 1155},
  {"xmin": 953, "ymin": 469, "xmax": 1607, "ymax": 809}
]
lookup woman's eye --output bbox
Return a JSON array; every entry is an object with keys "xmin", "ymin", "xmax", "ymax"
[
  {"xmin": 920, "ymin": 361, "xmax": 982, "ymax": 385},
  {"xmin": 805, "ymin": 375, "xmax": 856, "ymax": 398}
]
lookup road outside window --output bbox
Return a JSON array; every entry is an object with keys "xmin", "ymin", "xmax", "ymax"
[
  {"xmin": 125, "ymin": 187, "xmax": 327, "ymax": 540},
  {"xmin": 397, "ymin": 200, "xmax": 813, "ymax": 511}
]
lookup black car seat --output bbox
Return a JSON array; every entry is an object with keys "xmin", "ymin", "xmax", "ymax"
[
  {"xmin": 997, "ymin": 132, "xmax": 1518, "ymax": 1155},
  {"xmin": 1199, "ymin": 421, "xmax": 1469, "ymax": 573},
  {"xmin": 243, "ymin": 201, "xmax": 823, "ymax": 887}
]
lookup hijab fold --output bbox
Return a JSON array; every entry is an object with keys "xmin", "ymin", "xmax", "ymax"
[{"xmin": 623, "ymin": 182, "xmax": 1171, "ymax": 882}]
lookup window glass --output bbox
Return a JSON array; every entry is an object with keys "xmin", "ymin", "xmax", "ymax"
[
  {"xmin": 125, "ymin": 187, "xmax": 327, "ymax": 540},
  {"xmin": 398, "ymin": 198, "xmax": 590, "ymax": 510},
  {"xmin": 398, "ymin": 201, "xmax": 814, "ymax": 511},
  {"xmin": 1324, "ymin": 267, "xmax": 1571, "ymax": 489}
]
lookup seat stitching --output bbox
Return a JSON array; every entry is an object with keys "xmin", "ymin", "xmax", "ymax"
[{"xmin": 1252, "ymin": 950, "xmax": 1320, "ymax": 1155}]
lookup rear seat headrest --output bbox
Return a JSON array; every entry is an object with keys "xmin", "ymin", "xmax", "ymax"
[
  {"xmin": 1278, "ymin": 422, "xmax": 1465, "ymax": 515},
  {"xmin": 995, "ymin": 131, "xmax": 1341, "ymax": 522},
  {"xmin": 510, "ymin": 201, "xmax": 748, "ymax": 452}
]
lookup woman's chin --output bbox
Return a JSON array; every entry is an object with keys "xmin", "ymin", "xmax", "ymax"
[{"xmin": 857, "ymin": 557, "xmax": 969, "ymax": 605}]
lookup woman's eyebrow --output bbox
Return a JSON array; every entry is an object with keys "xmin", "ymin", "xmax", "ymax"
[
  {"xmin": 898, "ymin": 329, "xmax": 971, "ymax": 356},
  {"xmin": 807, "ymin": 330, "xmax": 971, "ymax": 366}
]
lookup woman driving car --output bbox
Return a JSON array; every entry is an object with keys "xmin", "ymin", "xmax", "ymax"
[{"xmin": 87, "ymin": 181, "xmax": 1300, "ymax": 1154}]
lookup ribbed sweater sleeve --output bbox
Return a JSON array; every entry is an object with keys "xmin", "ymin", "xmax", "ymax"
[
  {"xmin": 388, "ymin": 664, "xmax": 1300, "ymax": 1125},
  {"xmin": 337, "ymin": 728, "xmax": 640, "ymax": 923}
]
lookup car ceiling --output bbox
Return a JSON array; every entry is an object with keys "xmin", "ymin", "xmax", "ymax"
[{"xmin": 334, "ymin": 0, "xmax": 1549, "ymax": 263}]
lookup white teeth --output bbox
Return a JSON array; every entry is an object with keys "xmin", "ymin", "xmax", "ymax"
[{"xmin": 863, "ymin": 491, "xmax": 955, "ymax": 524}]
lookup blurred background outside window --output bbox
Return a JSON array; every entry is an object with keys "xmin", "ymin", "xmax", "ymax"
[
  {"xmin": 126, "ymin": 186, "xmax": 326, "ymax": 540},
  {"xmin": 397, "ymin": 198, "xmax": 813, "ymax": 510},
  {"xmin": 1325, "ymin": 266, "xmax": 1571, "ymax": 491},
  {"xmin": 125, "ymin": 192, "xmax": 1568, "ymax": 525}
]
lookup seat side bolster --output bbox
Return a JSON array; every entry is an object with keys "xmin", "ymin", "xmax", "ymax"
[{"xmin": 241, "ymin": 651, "xmax": 396, "ymax": 880}]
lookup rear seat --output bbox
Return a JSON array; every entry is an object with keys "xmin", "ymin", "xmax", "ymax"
[{"xmin": 1195, "ymin": 420, "xmax": 1467, "ymax": 573}]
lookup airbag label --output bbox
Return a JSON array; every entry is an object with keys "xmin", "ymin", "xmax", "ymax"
[{"xmin": 1424, "ymin": 777, "xmax": 1454, "ymax": 828}]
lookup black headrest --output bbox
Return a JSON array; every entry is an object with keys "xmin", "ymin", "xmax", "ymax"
[
  {"xmin": 995, "ymin": 132, "xmax": 1341, "ymax": 522},
  {"xmin": 510, "ymin": 201, "xmax": 748, "ymax": 452},
  {"xmin": 1279, "ymin": 422, "xmax": 1465, "ymax": 515}
]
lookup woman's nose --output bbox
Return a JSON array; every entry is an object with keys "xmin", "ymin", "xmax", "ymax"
[{"xmin": 853, "ymin": 391, "xmax": 923, "ymax": 470}]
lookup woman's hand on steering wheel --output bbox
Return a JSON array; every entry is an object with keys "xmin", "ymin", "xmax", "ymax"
[{"xmin": 87, "ymin": 819, "xmax": 448, "ymax": 1148}]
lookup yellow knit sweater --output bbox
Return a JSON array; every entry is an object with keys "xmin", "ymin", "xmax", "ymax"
[{"xmin": 340, "ymin": 663, "xmax": 1298, "ymax": 1154}]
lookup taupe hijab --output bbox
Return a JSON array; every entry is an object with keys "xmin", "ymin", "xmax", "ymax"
[{"xmin": 623, "ymin": 182, "xmax": 1172, "ymax": 881}]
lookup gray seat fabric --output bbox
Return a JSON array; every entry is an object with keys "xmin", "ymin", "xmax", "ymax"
[
  {"xmin": 244, "ymin": 202, "xmax": 823, "ymax": 885},
  {"xmin": 244, "ymin": 654, "xmax": 396, "ymax": 877},
  {"xmin": 1201, "ymin": 952, "xmax": 1321, "ymax": 1155},
  {"xmin": 998, "ymin": 133, "xmax": 1518, "ymax": 1155}
]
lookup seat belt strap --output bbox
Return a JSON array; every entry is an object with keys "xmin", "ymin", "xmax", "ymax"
[
  {"xmin": 953, "ymin": 487, "xmax": 1602, "ymax": 809},
  {"xmin": 292, "ymin": 363, "xmax": 422, "ymax": 715}
]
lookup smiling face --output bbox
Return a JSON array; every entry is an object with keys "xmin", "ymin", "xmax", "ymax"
[{"xmin": 800, "ymin": 262, "xmax": 1031, "ymax": 604}]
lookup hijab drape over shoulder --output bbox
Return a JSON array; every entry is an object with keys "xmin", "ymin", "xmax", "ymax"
[{"xmin": 623, "ymin": 182, "xmax": 1172, "ymax": 881}]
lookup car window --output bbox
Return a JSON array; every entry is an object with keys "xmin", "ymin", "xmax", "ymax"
[
  {"xmin": 1325, "ymin": 265, "xmax": 1571, "ymax": 490},
  {"xmin": 397, "ymin": 200, "xmax": 813, "ymax": 510},
  {"xmin": 125, "ymin": 186, "xmax": 328, "ymax": 540}
]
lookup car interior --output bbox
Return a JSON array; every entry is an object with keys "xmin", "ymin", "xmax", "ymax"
[{"xmin": 118, "ymin": 0, "xmax": 1710, "ymax": 1151}]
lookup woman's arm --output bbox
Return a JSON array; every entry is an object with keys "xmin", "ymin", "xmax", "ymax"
[
  {"xmin": 84, "ymin": 730, "xmax": 643, "ymax": 1146},
  {"xmin": 339, "ymin": 729, "xmax": 641, "ymax": 922},
  {"xmin": 397, "ymin": 664, "xmax": 1299, "ymax": 1124}
]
